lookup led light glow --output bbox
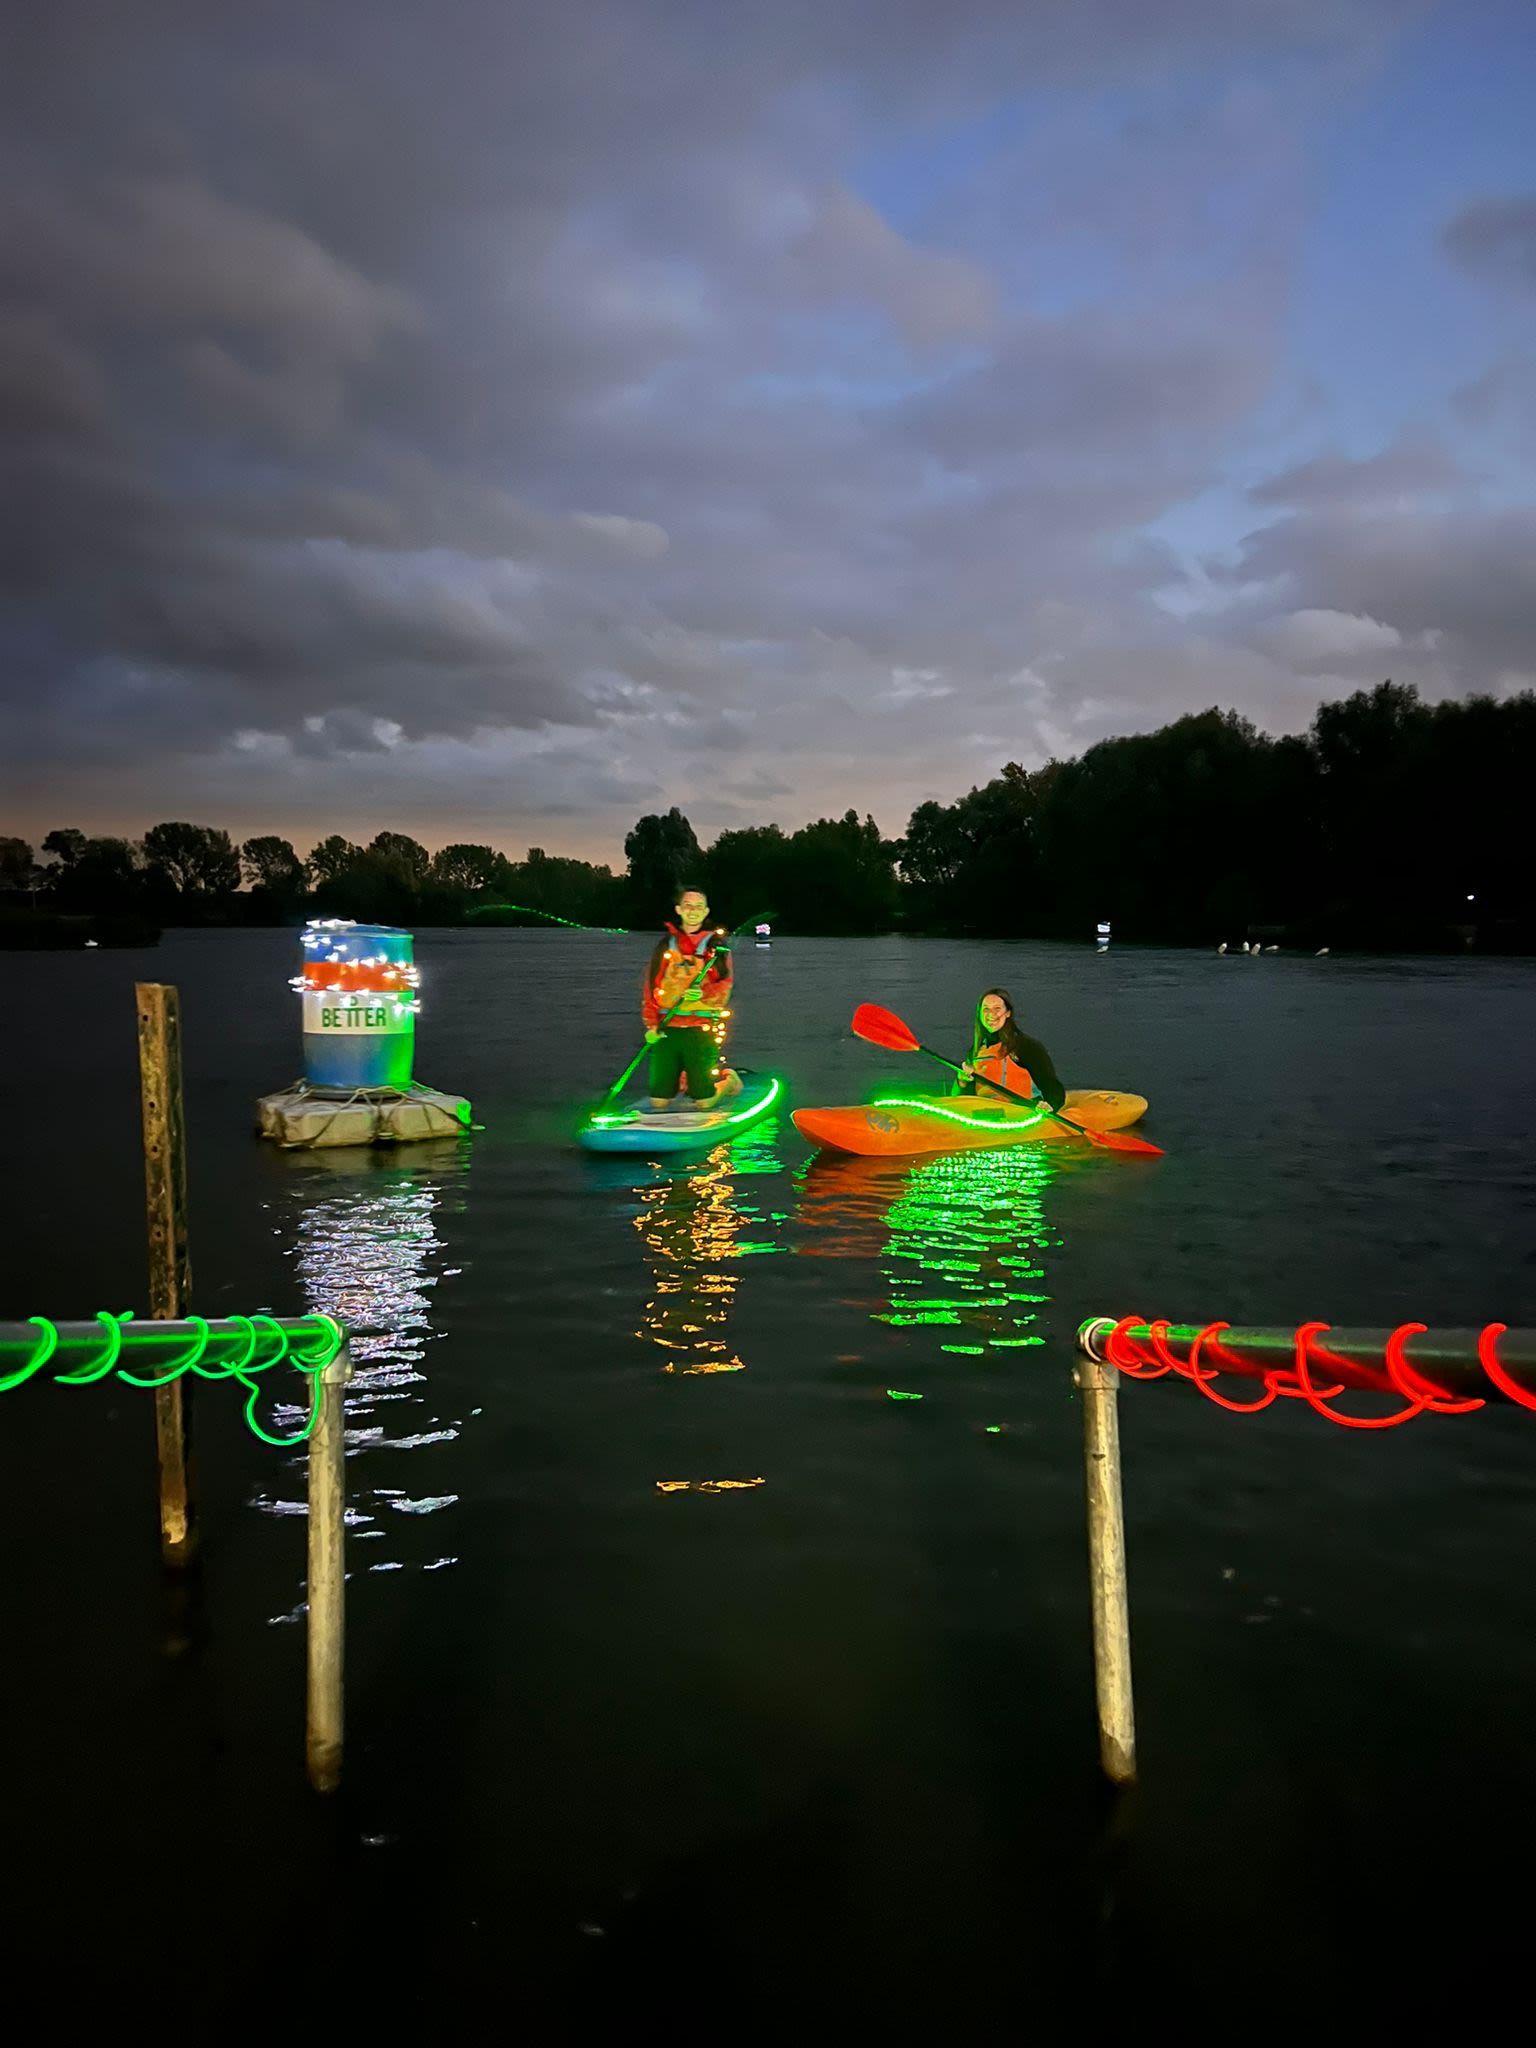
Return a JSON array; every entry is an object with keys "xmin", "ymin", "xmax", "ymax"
[
  {"xmin": 469, "ymin": 901, "xmax": 629, "ymax": 933},
  {"xmin": 1, "ymin": 1313, "xmax": 344, "ymax": 1443},
  {"xmin": 590, "ymin": 1073, "xmax": 782, "ymax": 1129},
  {"xmin": 1101, "ymin": 1317, "xmax": 1528, "ymax": 1425},
  {"xmin": 870, "ymin": 1094, "xmax": 1051, "ymax": 1132},
  {"xmin": 877, "ymin": 1143, "xmax": 1058, "ymax": 1358}
]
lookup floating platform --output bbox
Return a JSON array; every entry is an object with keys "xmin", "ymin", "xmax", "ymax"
[{"xmin": 256, "ymin": 1080, "xmax": 474, "ymax": 1149}]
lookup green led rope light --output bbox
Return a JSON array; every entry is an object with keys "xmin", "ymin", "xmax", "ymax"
[
  {"xmin": 588, "ymin": 1072, "xmax": 784, "ymax": 1130},
  {"xmin": 467, "ymin": 901, "xmax": 630, "ymax": 934},
  {"xmin": 0, "ymin": 1313, "xmax": 345, "ymax": 1446},
  {"xmin": 870, "ymin": 1094, "xmax": 1052, "ymax": 1132}
]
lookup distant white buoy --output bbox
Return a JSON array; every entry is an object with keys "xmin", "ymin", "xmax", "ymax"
[
  {"xmin": 1315, "ymin": 947, "xmax": 1330, "ymax": 956},
  {"xmin": 1264, "ymin": 945, "xmax": 1278, "ymax": 953},
  {"xmin": 1216, "ymin": 942, "xmax": 1227, "ymax": 955},
  {"xmin": 85, "ymin": 939, "xmax": 99, "ymax": 949}
]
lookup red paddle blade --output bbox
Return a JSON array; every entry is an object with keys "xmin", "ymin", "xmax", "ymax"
[
  {"xmin": 1080, "ymin": 1125, "xmax": 1164, "ymax": 1158},
  {"xmin": 851, "ymin": 1002, "xmax": 921, "ymax": 1053}
]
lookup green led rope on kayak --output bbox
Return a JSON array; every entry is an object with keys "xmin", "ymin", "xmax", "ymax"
[
  {"xmin": 3, "ymin": 1312, "xmax": 344, "ymax": 1446},
  {"xmin": 870, "ymin": 1094, "xmax": 1052, "ymax": 1131}
]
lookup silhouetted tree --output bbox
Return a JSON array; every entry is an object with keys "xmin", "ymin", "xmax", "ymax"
[
  {"xmin": 240, "ymin": 835, "xmax": 308, "ymax": 894},
  {"xmin": 778, "ymin": 810, "xmax": 899, "ymax": 933},
  {"xmin": 704, "ymin": 825, "xmax": 789, "ymax": 926},
  {"xmin": 431, "ymin": 843, "xmax": 503, "ymax": 892},
  {"xmin": 0, "ymin": 837, "xmax": 34, "ymax": 892},
  {"xmin": 625, "ymin": 808, "xmax": 703, "ymax": 915},
  {"xmin": 369, "ymin": 831, "xmax": 431, "ymax": 879},
  {"xmin": 41, "ymin": 828, "xmax": 86, "ymax": 868},
  {"xmin": 50, "ymin": 837, "xmax": 144, "ymax": 914},
  {"xmin": 141, "ymin": 822, "xmax": 241, "ymax": 902},
  {"xmin": 308, "ymin": 836, "xmax": 362, "ymax": 886}
]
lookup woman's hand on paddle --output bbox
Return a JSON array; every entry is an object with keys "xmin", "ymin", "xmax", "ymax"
[
  {"xmin": 645, "ymin": 1027, "xmax": 663, "ymax": 1043},
  {"xmin": 960, "ymin": 1059, "xmax": 975, "ymax": 1079}
]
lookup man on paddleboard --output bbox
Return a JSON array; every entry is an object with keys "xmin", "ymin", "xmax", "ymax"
[{"xmin": 643, "ymin": 886, "xmax": 735, "ymax": 1110}]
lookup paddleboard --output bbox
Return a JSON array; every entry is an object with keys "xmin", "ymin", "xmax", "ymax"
[
  {"xmin": 792, "ymin": 1088, "xmax": 1148, "ymax": 1158},
  {"xmin": 580, "ymin": 1068, "xmax": 784, "ymax": 1152}
]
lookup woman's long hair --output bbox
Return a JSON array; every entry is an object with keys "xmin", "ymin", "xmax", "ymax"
[{"xmin": 972, "ymin": 987, "xmax": 1028, "ymax": 1061}]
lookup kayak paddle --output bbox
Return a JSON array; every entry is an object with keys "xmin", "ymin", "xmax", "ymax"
[
  {"xmin": 590, "ymin": 909, "xmax": 776, "ymax": 1115},
  {"xmin": 850, "ymin": 1002, "xmax": 1164, "ymax": 1158}
]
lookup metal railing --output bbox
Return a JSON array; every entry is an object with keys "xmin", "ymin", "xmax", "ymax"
[{"xmin": 1072, "ymin": 1316, "xmax": 1534, "ymax": 1788}]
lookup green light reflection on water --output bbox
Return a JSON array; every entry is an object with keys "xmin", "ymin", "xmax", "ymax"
[{"xmin": 876, "ymin": 1142, "xmax": 1061, "ymax": 1352}]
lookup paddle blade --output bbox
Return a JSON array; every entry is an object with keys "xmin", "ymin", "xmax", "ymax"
[
  {"xmin": 851, "ymin": 1003, "xmax": 920, "ymax": 1053},
  {"xmin": 1083, "ymin": 1126, "xmax": 1164, "ymax": 1158}
]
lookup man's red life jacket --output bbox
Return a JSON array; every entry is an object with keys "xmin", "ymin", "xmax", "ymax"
[{"xmin": 643, "ymin": 924, "xmax": 733, "ymax": 1030}]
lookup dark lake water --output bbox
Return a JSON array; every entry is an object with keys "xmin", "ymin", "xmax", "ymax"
[{"xmin": 3, "ymin": 929, "xmax": 1534, "ymax": 2028}]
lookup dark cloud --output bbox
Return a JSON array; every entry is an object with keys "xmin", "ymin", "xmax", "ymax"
[
  {"xmin": 1248, "ymin": 437, "xmax": 1467, "ymax": 508},
  {"xmin": 3, "ymin": 0, "xmax": 1522, "ymax": 858},
  {"xmin": 1442, "ymin": 194, "xmax": 1536, "ymax": 294}
]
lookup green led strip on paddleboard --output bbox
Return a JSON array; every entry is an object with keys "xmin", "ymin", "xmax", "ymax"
[
  {"xmin": 588, "ymin": 1073, "xmax": 783, "ymax": 1130},
  {"xmin": 870, "ymin": 1094, "xmax": 1052, "ymax": 1131},
  {"xmin": 0, "ymin": 1312, "xmax": 345, "ymax": 1446}
]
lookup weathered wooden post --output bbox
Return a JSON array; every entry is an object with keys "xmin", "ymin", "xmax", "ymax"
[
  {"xmin": 1074, "ymin": 1351, "xmax": 1137, "ymax": 1785},
  {"xmin": 135, "ymin": 982, "xmax": 196, "ymax": 1566},
  {"xmin": 306, "ymin": 1341, "xmax": 352, "ymax": 1793}
]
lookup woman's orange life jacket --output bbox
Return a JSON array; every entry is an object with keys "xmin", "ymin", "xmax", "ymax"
[
  {"xmin": 972, "ymin": 1040, "xmax": 1033, "ymax": 1099},
  {"xmin": 643, "ymin": 925, "xmax": 733, "ymax": 1029}
]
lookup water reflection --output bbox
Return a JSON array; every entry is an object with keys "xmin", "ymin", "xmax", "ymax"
[
  {"xmin": 253, "ymin": 1141, "xmax": 470, "ymax": 1595},
  {"xmin": 879, "ymin": 1145, "xmax": 1060, "ymax": 1352},
  {"xmin": 631, "ymin": 1127, "xmax": 786, "ymax": 1376},
  {"xmin": 794, "ymin": 1143, "xmax": 1086, "ymax": 1400}
]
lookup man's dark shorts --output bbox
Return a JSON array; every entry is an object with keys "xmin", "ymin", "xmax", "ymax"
[{"xmin": 648, "ymin": 1026, "xmax": 718, "ymax": 1101}]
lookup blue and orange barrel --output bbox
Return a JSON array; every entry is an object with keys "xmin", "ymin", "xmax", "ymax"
[{"xmin": 293, "ymin": 920, "xmax": 419, "ymax": 1091}]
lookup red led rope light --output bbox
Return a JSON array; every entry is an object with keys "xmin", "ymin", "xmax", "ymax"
[
  {"xmin": 1286, "ymin": 1322, "xmax": 1424, "ymax": 1431},
  {"xmin": 1181, "ymin": 1321, "xmax": 1280, "ymax": 1414},
  {"xmin": 1099, "ymin": 1318, "xmax": 1523, "ymax": 1425},
  {"xmin": 1477, "ymin": 1323, "xmax": 1535, "ymax": 1411},
  {"xmin": 1104, "ymin": 1314, "xmax": 1172, "ymax": 1378},
  {"xmin": 1382, "ymin": 1322, "xmax": 1484, "ymax": 1415}
]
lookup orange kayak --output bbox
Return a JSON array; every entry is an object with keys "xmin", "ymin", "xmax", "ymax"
[{"xmin": 792, "ymin": 1089, "xmax": 1149, "ymax": 1157}]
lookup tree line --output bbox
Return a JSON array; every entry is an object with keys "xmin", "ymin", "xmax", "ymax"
[{"xmin": 4, "ymin": 682, "xmax": 1532, "ymax": 951}]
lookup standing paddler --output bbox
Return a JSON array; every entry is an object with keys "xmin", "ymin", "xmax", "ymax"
[{"xmin": 643, "ymin": 885, "xmax": 738, "ymax": 1110}]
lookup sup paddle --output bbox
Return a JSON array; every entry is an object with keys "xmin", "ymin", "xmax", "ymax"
[
  {"xmin": 850, "ymin": 1002, "xmax": 1164, "ymax": 1158},
  {"xmin": 590, "ymin": 909, "xmax": 776, "ymax": 1116}
]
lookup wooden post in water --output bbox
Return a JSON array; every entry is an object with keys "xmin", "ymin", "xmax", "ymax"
[
  {"xmin": 306, "ymin": 1342, "xmax": 352, "ymax": 1793},
  {"xmin": 136, "ymin": 982, "xmax": 196, "ymax": 1566},
  {"xmin": 1074, "ymin": 1353, "xmax": 1137, "ymax": 1785}
]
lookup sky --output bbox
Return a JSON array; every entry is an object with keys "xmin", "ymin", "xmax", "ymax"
[{"xmin": 2, "ymin": 0, "xmax": 1533, "ymax": 866}]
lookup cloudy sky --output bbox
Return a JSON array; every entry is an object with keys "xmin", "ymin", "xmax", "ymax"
[{"xmin": 2, "ymin": 0, "xmax": 1533, "ymax": 864}]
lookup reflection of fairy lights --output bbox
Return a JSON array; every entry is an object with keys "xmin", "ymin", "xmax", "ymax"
[
  {"xmin": 878, "ymin": 1143, "xmax": 1060, "ymax": 1350},
  {"xmin": 254, "ymin": 1170, "xmax": 462, "ymax": 1600},
  {"xmin": 655, "ymin": 1477, "xmax": 764, "ymax": 1493},
  {"xmin": 294, "ymin": 1179, "xmax": 448, "ymax": 1424},
  {"xmin": 633, "ymin": 1128, "xmax": 785, "ymax": 1376}
]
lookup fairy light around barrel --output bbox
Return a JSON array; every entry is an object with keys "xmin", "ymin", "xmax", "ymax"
[{"xmin": 291, "ymin": 918, "xmax": 420, "ymax": 1091}]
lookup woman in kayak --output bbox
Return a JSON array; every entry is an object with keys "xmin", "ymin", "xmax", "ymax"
[{"xmin": 958, "ymin": 988, "xmax": 1066, "ymax": 1111}]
